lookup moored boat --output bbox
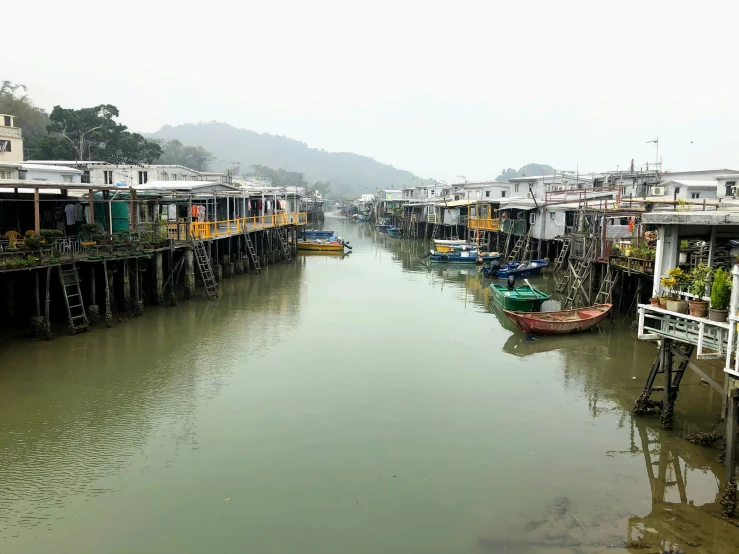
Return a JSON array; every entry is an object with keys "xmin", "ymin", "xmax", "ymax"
[
  {"xmin": 375, "ymin": 224, "xmax": 393, "ymax": 233},
  {"xmin": 429, "ymin": 250, "xmax": 501, "ymax": 264},
  {"xmin": 297, "ymin": 240, "xmax": 347, "ymax": 252},
  {"xmin": 497, "ymin": 259, "xmax": 549, "ymax": 279},
  {"xmin": 433, "ymin": 239, "xmax": 475, "ymax": 253},
  {"xmin": 490, "ymin": 283, "xmax": 551, "ymax": 312},
  {"xmin": 302, "ymin": 230, "xmax": 335, "ymax": 238},
  {"xmin": 503, "ymin": 304, "xmax": 612, "ymax": 335},
  {"xmin": 387, "ymin": 226, "xmax": 404, "ymax": 237}
]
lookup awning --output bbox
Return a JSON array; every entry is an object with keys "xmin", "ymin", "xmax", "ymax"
[
  {"xmin": 502, "ymin": 203, "xmax": 537, "ymax": 211},
  {"xmin": 444, "ymin": 199, "xmax": 474, "ymax": 207}
]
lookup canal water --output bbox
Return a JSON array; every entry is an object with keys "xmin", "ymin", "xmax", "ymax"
[{"xmin": 1, "ymin": 216, "xmax": 737, "ymax": 553}]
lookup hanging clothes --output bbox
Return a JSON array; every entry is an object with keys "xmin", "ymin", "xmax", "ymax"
[
  {"xmin": 84, "ymin": 205, "xmax": 91, "ymax": 224},
  {"xmin": 74, "ymin": 204, "xmax": 84, "ymax": 222},
  {"xmin": 64, "ymin": 204, "xmax": 76, "ymax": 225},
  {"xmin": 168, "ymin": 204, "xmax": 176, "ymax": 220}
]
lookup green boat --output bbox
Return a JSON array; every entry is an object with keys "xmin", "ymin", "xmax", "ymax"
[{"xmin": 490, "ymin": 283, "xmax": 551, "ymax": 312}]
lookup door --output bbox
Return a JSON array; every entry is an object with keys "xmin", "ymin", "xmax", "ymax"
[{"xmin": 111, "ymin": 202, "xmax": 130, "ymax": 232}]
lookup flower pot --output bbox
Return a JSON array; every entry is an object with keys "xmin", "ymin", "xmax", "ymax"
[
  {"xmin": 649, "ymin": 298, "xmax": 661, "ymax": 307},
  {"xmin": 666, "ymin": 299, "xmax": 688, "ymax": 314},
  {"xmin": 688, "ymin": 299, "xmax": 709, "ymax": 317},
  {"xmin": 679, "ymin": 252, "xmax": 688, "ymax": 264},
  {"xmin": 659, "ymin": 297, "xmax": 670, "ymax": 309},
  {"xmin": 709, "ymin": 308, "xmax": 729, "ymax": 322}
]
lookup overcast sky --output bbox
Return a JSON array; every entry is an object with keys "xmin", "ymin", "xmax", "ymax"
[{"xmin": 6, "ymin": 1, "xmax": 738, "ymax": 182}]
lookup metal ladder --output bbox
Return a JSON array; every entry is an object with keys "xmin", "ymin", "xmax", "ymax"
[
  {"xmin": 192, "ymin": 240, "xmax": 219, "ymax": 299},
  {"xmin": 276, "ymin": 227, "xmax": 292, "ymax": 263},
  {"xmin": 58, "ymin": 262, "xmax": 88, "ymax": 333},
  {"xmin": 595, "ymin": 266, "xmax": 618, "ymax": 305},
  {"xmin": 244, "ymin": 233, "xmax": 261, "ymax": 273},
  {"xmin": 553, "ymin": 238, "xmax": 571, "ymax": 272}
]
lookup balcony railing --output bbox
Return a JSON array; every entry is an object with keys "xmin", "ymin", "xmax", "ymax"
[
  {"xmin": 0, "ymin": 127, "xmax": 22, "ymax": 138},
  {"xmin": 165, "ymin": 213, "xmax": 308, "ymax": 241},
  {"xmin": 468, "ymin": 217, "xmax": 501, "ymax": 231}
]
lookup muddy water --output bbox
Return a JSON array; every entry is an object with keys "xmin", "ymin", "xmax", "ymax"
[{"xmin": 0, "ymin": 217, "xmax": 737, "ymax": 553}]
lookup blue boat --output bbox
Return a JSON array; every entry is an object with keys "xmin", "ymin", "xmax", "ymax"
[
  {"xmin": 387, "ymin": 226, "xmax": 404, "ymax": 237},
  {"xmin": 375, "ymin": 224, "xmax": 393, "ymax": 233},
  {"xmin": 303, "ymin": 230, "xmax": 335, "ymax": 238},
  {"xmin": 497, "ymin": 259, "xmax": 549, "ymax": 279},
  {"xmin": 429, "ymin": 249, "xmax": 501, "ymax": 264}
]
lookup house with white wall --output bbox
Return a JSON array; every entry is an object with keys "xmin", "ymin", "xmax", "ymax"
[{"xmin": 0, "ymin": 114, "xmax": 23, "ymax": 163}]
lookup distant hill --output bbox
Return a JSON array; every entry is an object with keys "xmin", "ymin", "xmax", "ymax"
[
  {"xmin": 149, "ymin": 122, "xmax": 431, "ymax": 196},
  {"xmin": 496, "ymin": 163, "xmax": 556, "ymax": 181}
]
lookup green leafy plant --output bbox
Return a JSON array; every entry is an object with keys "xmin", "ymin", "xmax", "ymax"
[
  {"xmin": 23, "ymin": 236, "xmax": 42, "ymax": 250},
  {"xmin": 680, "ymin": 239, "xmax": 689, "ymax": 250},
  {"xmin": 79, "ymin": 223, "xmax": 98, "ymax": 240},
  {"xmin": 688, "ymin": 264, "xmax": 712, "ymax": 298},
  {"xmin": 114, "ymin": 230, "xmax": 131, "ymax": 242},
  {"xmin": 39, "ymin": 229, "xmax": 63, "ymax": 239},
  {"xmin": 660, "ymin": 267, "xmax": 688, "ymax": 299},
  {"xmin": 711, "ymin": 268, "xmax": 732, "ymax": 310},
  {"xmin": 677, "ymin": 198, "xmax": 690, "ymax": 212}
]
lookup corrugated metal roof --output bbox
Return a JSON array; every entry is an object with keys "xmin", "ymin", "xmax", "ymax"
[{"xmin": 445, "ymin": 199, "xmax": 474, "ymax": 207}]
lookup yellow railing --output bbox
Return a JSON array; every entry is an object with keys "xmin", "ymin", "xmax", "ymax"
[
  {"xmin": 165, "ymin": 213, "xmax": 308, "ymax": 240},
  {"xmin": 468, "ymin": 217, "xmax": 501, "ymax": 231}
]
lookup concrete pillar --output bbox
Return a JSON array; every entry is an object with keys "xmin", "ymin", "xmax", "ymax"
[
  {"xmin": 652, "ymin": 225, "xmax": 680, "ymax": 297},
  {"xmin": 154, "ymin": 252, "xmax": 164, "ymax": 305},
  {"xmin": 122, "ymin": 259, "xmax": 132, "ymax": 311},
  {"xmin": 184, "ymin": 250, "xmax": 195, "ymax": 299},
  {"xmin": 88, "ymin": 263, "xmax": 99, "ymax": 324}
]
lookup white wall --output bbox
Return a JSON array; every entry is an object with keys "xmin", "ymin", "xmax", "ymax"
[
  {"xmin": 530, "ymin": 209, "xmax": 566, "ymax": 240},
  {"xmin": 23, "ymin": 167, "xmax": 82, "ymax": 183},
  {"xmin": 89, "ymin": 165, "xmax": 202, "ymax": 186}
]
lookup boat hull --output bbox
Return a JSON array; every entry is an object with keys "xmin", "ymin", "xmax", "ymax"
[
  {"xmin": 430, "ymin": 253, "xmax": 501, "ymax": 264},
  {"xmin": 387, "ymin": 229, "xmax": 403, "ymax": 237},
  {"xmin": 297, "ymin": 242, "xmax": 345, "ymax": 252},
  {"xmin": 302, "ymin": 230, "xmax": 334, "ymax": 237},
  {"xmin": 490, "ymin": 284, "xmax": 550, "ymax": 312},
  {"xmin": 503, "ymin": 304, "xmax": 612, "ymax": 335},
  {"xmin": 497, "ymin": 260, "xmax": 549, "ymax": 279}
]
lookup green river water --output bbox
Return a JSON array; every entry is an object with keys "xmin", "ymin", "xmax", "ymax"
[{"xmin": 1, "ymin": 216, "xmax": 738, "ymax": 553}]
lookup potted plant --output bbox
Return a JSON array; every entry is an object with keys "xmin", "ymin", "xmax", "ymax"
[
  {"xmin": 679, "ymin": 240, "xmax": 689, "ymax": 264},
  {"xmin": 709, "ymin": 267, "xmax": 732, "ymax": 322},
  {"xmin": 649, "ymin": 296, "xmax": 661, "ymax": 306},
  {"xmin": 687, "ymin": 264, "xmax": 711, "ymax": 317},
  {"xmin": 660, "ymin": 267, "xmax": 688, "ymax": 313}
]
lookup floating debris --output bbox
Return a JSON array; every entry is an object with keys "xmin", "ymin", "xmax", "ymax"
[{"xmin": 684, "ymin": 431, "xmax": 723, "ymax": 446}]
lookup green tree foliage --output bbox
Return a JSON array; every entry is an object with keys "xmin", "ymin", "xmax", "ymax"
[
  {"xmin": 154, "ymin": 139, "xmax": 214, "ymax": 171},
  {"xmin": 496, "ymin": 163, "xmax": 556, "ymax": 182},
  {"xmin": 0, "ymin": 81, "xmax": 52, "ymax": 158},
  {"xmin": 251, "ymin": 164, "xmax": 309, "ymax": 188},
  {"xmin": 47, "ymin": 104, "xmax": 162, "ymax": 163},
  {"xmin": 312, "ymin": 180, "xmax": 332, "ymax": 197}
]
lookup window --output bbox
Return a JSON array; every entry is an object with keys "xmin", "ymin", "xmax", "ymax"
[
  {"xmin": 549, "ymin": 212, "xmax": 555, "ymax": 220},
  {"xmin": 501, "ymin": 191, "xmax": 506, "ymax": 198},
  {"xmin": 138, "ymin": 171, "xmax": 148, "ymax": 184},
  {"xmin": 529, "ymin": 212, "xmax": 536, "ymax": 224},
  {"xmin": 62, "ymin": 175, "xmax": 74, "ymax": 183},
  {"xmin": 485, "ymin": 190, "xmax": 490, "ymax": 198},
  {"xmin": 691, "ymin": 192, "xmax": 700, "ymax": 199},
  {"xmin": 674, "ymin": 187, "xmax": 680, "ymax": 195},
  {"xmin": 514, "ymin": 184, "xmax": 520, "ymax": 193},
  {"xmin": 727, "ymin": 182, "xmax": 736, "ymax": 196},
  {"xmin": 0, "ymin": 170, "xmax": 7, "ymax": 179},
  {"xmin": 0, "ymin": 140, "xmax": 11, "ymax": 152},
  {"xmin": 3, "ymin": 116, "xmax": 10, "ymax": 127},
  {"xmin": 103, "ymin": 170, "xmax": 113, "ymax": 185}
]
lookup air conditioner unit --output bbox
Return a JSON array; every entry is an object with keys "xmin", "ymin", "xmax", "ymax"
[
  {"xmin": 555, "ymin": 185, "xmax": 566, "ymax": 191},
  {"xmin": 652, "ymin": 186, "xmax": 665, "ymax": 196}
]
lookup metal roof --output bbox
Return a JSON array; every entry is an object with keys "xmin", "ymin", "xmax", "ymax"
[
  {"xmin": 445, "ymin": 199, "xmax": 474, "ymax": 207},
  {"xmin": 132, "ymin": 181, "xmax": 240, "ymax": 194}
]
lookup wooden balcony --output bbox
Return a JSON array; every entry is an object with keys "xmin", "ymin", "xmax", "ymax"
[
  {"xmin": 637, "ymin": 304, "xmax": 731, "ymax": 361},
  {"xmin": 468, "ymin": 217, "xmax": 500, "ymax": 231}
]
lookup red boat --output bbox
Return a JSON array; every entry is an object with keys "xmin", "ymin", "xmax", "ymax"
[{"xmin": 503, "ymin": 304, "xmax": 612, "ymax": 335}]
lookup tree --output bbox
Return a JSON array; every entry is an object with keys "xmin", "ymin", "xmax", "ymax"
[
  {"xmin": 46, "ymin": 104, "xmax": 162, "ymax": 163},
  {"xmin": 155, "ymin": 139, "xmax": 214, "ymax": 170},
  {"xmin": 495, "ymin": 163, "xmax": 556, "ymax": 182},
  {"xmin": 0, "ymin": 81, "xmax": 51, "ymax": 158},
  {"xmin": 312, "ymin": 180, "xmax": 332, "ymax": 197},
  {"xmin": 250, "ymin": 165, "xmax": 308, "ymax": 188}
]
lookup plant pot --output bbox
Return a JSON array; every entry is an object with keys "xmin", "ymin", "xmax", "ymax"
[
  {"xmin": 709, "ymin": 308, "xmax": 729, "ymax": 322},
  {"xmin": 649, "ymin": 298, "xmax": 661, "ymax": 306},
  {"xmin": 666, "ymin": 299, "xmax": 688, "ymax": 314},
  {"xmin": 679, "ymin": 252, "xmax": 688, "ymax": 264},
  {"xmin": 659, "ymin": 297, "xmax": 670, "ymax": 309},
  {"xmin": 688, "ymin": 299, "xmax": 709, "ymax": 317}
]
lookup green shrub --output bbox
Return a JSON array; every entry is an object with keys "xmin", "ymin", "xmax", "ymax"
[{"xmin": 711, "ymin": 268, "xmax": 732, "ymax": 310}]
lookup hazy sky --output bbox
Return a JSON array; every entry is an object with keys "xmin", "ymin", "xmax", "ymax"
[{"xmin": 6, "ymin": 1, "xmax": 739, "ymax": 182}]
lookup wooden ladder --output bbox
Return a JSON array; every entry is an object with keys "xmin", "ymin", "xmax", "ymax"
[
  {"xmin": 595, "ymin": 266, "xmax": 618, "ymax": 305},
  {"xmin": 507, "ymin": 235, "xmax": 525, "ymax": 262},
  {"xmin": 561, "ymin": 240, "xmax": 597, "ymax": 309},
  {"xmin": 192, "ymin": 240, "xmax": 219, "ymax": 299},
  {"xmin": 276, "ymin": 227, "xmax": 292, "ymax": 263},
  {"xmin": 553, "ymin": 238, "xmax": 571, "ymax": 272},
  {"xmin": 244, "ymin": 233, "xmax": 261, "ymax": 273},
  {"xmin": 431, "ymin": 222, "xmax": 439, "ymax": 240},
  {"xmin": 58, "ymin": 262, "xmax": 89, "ymax": 333}
]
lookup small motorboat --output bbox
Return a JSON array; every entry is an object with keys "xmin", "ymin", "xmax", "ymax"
[
  {"xmin": 490, "ymin": 283, "xmax": 550, "ymax": 312},
  {"xmin": 297, "ymin": 236, "xmax": 351, "ymax": 253},
  {"xmin": 497, "ymin": 259, "xmax": 549, "ymax": 279},
  {"xmin": 302, "ymin": 230, "xmax": 335, "ymax": 238},
  {"xmin": 429, "ymin": 249, "xmax": 501, "ymax": 264},
  {"xmin": 375, "ymin": 224, "xmax": 393, "ymax": 233},
  {"xmin": 503, "ymin": 304, "xmax": 613, "ymax": 335},
  {"xmin": 387, "ymin": 226, "xmax": 404, "ymax": 237}
]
